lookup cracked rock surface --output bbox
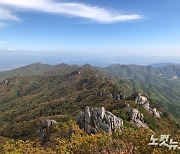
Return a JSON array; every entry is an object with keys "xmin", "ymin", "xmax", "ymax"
[{"xmin": 76, "ymin": 106, "xmax": 123, "ymax": 134}]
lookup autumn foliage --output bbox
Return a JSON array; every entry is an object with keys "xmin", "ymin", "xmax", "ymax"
[{"xmin": 0, "ymin": 123, "xmax": 177, "ymax": 154}]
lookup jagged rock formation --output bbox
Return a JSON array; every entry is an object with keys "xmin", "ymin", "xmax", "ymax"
[
  {"xmin": 76, "ymin": 106, "xmax": 123, "ymax": 134},
  {"xmin": 135, "ymin": 94, "xmax": 162, "ymax": 118},
  {"xmin": 39, "ymin": 119, "xmax": 57, "ymax": 142},
  {"xmin": 135, "ymin": 94, "xmax": 149, "ymax": 105},
  {"xmin": 151, "ymin": 108, "xmax": 162, "ymax": 118},
  {"xmin": 123, "ymin": 104, "xmax": 148, "ymax": 128},
  {"xmin": 129, "ymin": 108, "xmax": 148, "ymax": 128}
]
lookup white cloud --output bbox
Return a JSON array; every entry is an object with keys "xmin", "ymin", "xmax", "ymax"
[
  {"xmin": 0, "ymin": 7, "xmax": 19, "ymax": 28},
  {"xmin": 0, "ymin": 7, "xmax": 20, "ymax": 21},
  {"xmin": 0, "ymin": 0, "xmax": 143, "ymax": 23}
]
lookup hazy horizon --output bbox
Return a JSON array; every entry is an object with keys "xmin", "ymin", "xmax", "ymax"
[{"xmin": 0, "ymin": 49, "xmax": 180, "ymax": 71}]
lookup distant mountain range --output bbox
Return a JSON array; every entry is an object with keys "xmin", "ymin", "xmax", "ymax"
[
  {"xmin": 149, "ymin": 62, "xmax": 180, "ymax": 68},
  {"xmin": 1, "ymin": 62, "xmax": 180, "ymax": 81},
  {"xmin": 1, "ymin": 49, "xmax": 180, "ymax": 71}
]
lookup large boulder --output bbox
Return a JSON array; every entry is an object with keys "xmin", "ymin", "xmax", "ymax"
[{"xmin": 76, "ymin": 106, "xmax": 123, "ymax": 134}]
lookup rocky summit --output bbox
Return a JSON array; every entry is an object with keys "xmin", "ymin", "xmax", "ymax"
[{"xmin": 76, "ymin": 106, "xmax": 123, "ymax": 134}]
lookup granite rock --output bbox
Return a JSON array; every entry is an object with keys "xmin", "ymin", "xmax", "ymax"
[{"xmin": 76, "ymin": 106, "xmax": 123, "ymax": 134}]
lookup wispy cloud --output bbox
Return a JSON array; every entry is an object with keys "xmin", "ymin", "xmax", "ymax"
[
  {"xmin": 0, "ymin": 0, "xmax": 143, "ymax": 23},
  {"xmin": 0, "ymin": 7, "xmax": 19, "ymax": 28},
  {"xmin": 0, "ymin": 7, "xmax": 20, "ymax": 21}
]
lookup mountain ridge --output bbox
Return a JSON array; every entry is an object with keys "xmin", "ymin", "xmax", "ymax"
[
  {"xmin": 0, "ymin": 64, "xmax": 179, "ymax": 140},
  {"xmin": 0, "ymin": 62, "xmax": 179, "ymax": 153}
]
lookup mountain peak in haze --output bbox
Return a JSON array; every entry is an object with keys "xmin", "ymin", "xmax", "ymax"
[{"xmin": 149, "ymin": 62, "xmax": 180, "ymax": 68}]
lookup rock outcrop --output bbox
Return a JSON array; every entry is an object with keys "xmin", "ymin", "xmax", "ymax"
[
  {"xmin": 76, "ymin": 106, "xmax": 123, "ymax": 134},
  {"xmin": 135, "ymin": 94, "xmax": 149, "ymax": 105},
  {"xmin": 3, "ymin": 79, "xmax": 8, "ymax": 90},
  {"xmin": 99, "ymin": 90, "xmax": 126, "ymax": 101},
  {"xmin": 129, "ymin": 108, "xmax": 148, "ymax": 128},
  {"xmin": 39, "ymin": 119, "xmax": 57, "ymax": 142},
  {"xmin": 151, "ymin": 108, "xmax": 161, "ymax": 118},
  {"xmin": 5, "ymin": 79, "xmax": 8, "ymax": 85},
  {"xmin": 113, "ymin": 93, "xmax": 126, "ymax": 101},
  {"xmin": 135, "ymin": 94, "xmax": 162, "ymax": 118},
  {"xmin": 40, "ymin": 119, "xmax": 57, "ymax": 130},
  {"xmin": 122, "ymin": 103, "xmax": 148, "ymax": 128}
]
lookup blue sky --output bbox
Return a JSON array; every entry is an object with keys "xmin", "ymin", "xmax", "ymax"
[{"xmin": 0, "ymin": 0, "xmax": 180, "ymax": 56}]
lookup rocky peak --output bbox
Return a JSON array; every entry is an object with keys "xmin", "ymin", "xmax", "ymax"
[{"xmin": 76, "ymin": 106, "xmax": 123, "ymax": 134}]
